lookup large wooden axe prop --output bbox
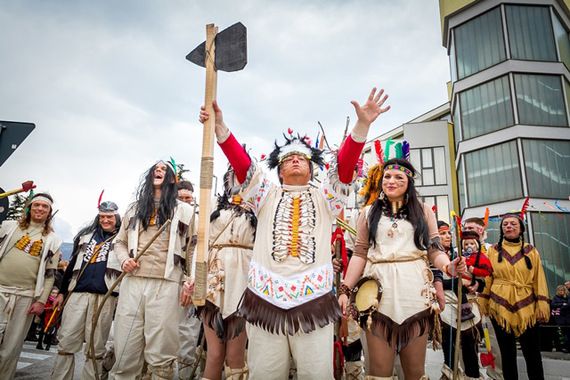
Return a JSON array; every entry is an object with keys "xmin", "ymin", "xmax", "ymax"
[
  {"xmin": 0, "ymin": 180, "xmax": 36, "ymax": 199},
  {"xmin": 186, "ymin": 22, "xmax": 247, "ymax": 306}
]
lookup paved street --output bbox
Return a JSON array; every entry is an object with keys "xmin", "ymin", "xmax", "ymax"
[{"xmin": 12, "ymin": 341, "xmax": 570, "ymax": 379}]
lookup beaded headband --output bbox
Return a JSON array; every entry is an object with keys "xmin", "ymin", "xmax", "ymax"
[{"xmin": 384, "ymin": 163, "xmax": 413, "ymax": 178}]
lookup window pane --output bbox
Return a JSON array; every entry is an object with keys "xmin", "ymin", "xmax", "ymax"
[
  {"xmin": 434, "ymin": 147, "xmax": 447, "ymax": 185},
  {"xmin": 506, "ymin": 5, "xmax": 557, "ymax": 62},
  {"xmin": 423, "ymin": 169, "xmax": 435, "ymax": 186},
  {"xmin": 455, "ymin": 7, "xmax": 506, "ymax": 79},
  {"xmin": 410, "ymin": 149, "xmax": 422, "ymax": 186},
  {"xmin": 523, "ymin": 139, "xmax": 570, "ymax": 198},
  {"xmin": 465, "ymin": 141, "xmax": 522, "ymax": 206},
  {"xmin": 460, "ymin": 76, "xmax": 514, "ymax": 139},
  {"xmin": 436, "ymin": 195, "xmax": 450, "ymax": 224},
  {"xmin": 531, "ymin": 212, "xmax": 570, "ymax": 298},
  {"xmin": 515, "ymin": 74, "xmax": 567, "ymax": 126},
  {"xmin": 453, "ymin": 102, "xmax": 462, "ymax": 147},
  {"xmin": 553, "ymin": 11, "xmax": 570, "ymax": 69},
  {"xmin": 449, "ymin": 31, "xmax": 458, "ymax": 83},
  {"xmin": 458, "ymin": 158, "xmax": 466, "ymax": 211},
  {"xmin": 422, "ymin": 149, "xmax": 433, "ymax": 167}
]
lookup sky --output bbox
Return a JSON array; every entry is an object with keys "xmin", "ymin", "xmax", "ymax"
[{"xmin": 0, "ymin": 0, "xmax": 450, "ymax": 242}]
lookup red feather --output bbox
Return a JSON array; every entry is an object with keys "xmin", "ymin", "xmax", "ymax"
[
  {"xmin": 483, "ymin": 207, "xmax": 490, "ymax": 228},
  {"xmin": 374, "ymin": 140, "xmax": 384, "ymax": 164},
  {"xmin": 97, "ymin": 190, "xmax": 104, "ymax": 208},
  {"xmin": 260, "ymin": 154, "xmax": 266, "ymax": 161},
  {"xmin": 287, "ymin": 128, "xmax": 293, "ymax": 135},
  {"xmin": 520, "ymin": 197, "xmax": 530, "ymax": 220},
  {"xmin": 432, "ymin": 205, "xmax": 437, "ymax": 213},
  {"xmin": 454, "ymin": 214, "xmax": 462, "ymax": 236}
]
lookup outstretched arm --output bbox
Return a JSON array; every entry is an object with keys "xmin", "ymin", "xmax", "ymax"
[
  {"xmin": 337, "ymin": 88, "xmax": 390, "ymax": 183},
  {"xmin": 199, "ymin": 101, "xmax": 251, "ymax": 183}
]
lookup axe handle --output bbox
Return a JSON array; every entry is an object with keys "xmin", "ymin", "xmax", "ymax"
[{"xmin": 193, "ymin": 24, "xmax": 218, "ymax": 306}]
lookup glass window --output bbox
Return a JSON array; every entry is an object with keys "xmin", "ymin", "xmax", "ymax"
[
  {"xmin": 410, "ymin": 149, "xmax": 422, "ymax": 186},
  {"xmin": 422, "ymin": 149, "xmax": 433, "ymax": 167},
  {"xmin": 514, "ymin": 74, "xmax": 567, "ymax": 126},
  {"xmin": 523, "ymin": 139, "xmax": 570, "ymax": 198},
  {"xmin": 553, "ymin": 11, "xmax": 570, "ymax": 70},
  {"xmin": 434, "ymin": 147, "xmax": 447, "ymax": 185},
  {"xmin": 465, "ymin": 141, "xmax": 522, "ymax": 206},
  {"xmin": 436, "ymin": 195, "xmax": 450, "ymax": 224},
  {"xmin": 531, "ymin": 212, "xmax": 570, "ymax": 298},
  {"xmin": 455, "ymin": 7, "xmax": 506, "ymax": 79},
  {"xmin": 452, "ymin": 102, "xmax": 461, "ymax": 147},
  {"xmin": 506, "ymin": 5, "xmax": 557, "ymax": 62},
  {"xmin": 413, "ymin": 148, "xmax": 447, "ymax": 187},
  {"xmin": 423, "ymin": 169, "xmax": 435, "ymax": 186},
  {"xmin": 460, "ymin": 76, "xmax": 514, "ymax": 139},
  {"xmin": 449, "ymin": 31, "xmax": 458, "ymax": 83},
  {"xmin": 458, "ymin": 158, "xmax": 466, "ymax": 211}
]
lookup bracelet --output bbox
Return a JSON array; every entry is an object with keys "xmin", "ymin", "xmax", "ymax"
[
  {"xmin": 338, "ymin": 283, "xmax": 352, "ymax": 297},
  {"xmin": 443, "ymin": 264, "xmax": 453, "ymax": 277}
]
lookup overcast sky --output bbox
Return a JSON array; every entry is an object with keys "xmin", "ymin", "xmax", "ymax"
[{"xmin": 0, "ymin": 0, "xmax": 450, "ymax": 241}]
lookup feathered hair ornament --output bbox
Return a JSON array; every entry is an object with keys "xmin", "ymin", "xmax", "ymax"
[
  {"xmin": 374, "ymin": 139, "xmax": 384, "ymax": 165},
  {"xmin": 359, "ymin": 164, "xmax": 383, "ymax": 206},
  {"xmin": 267, "ymin": 133, "xmax": 325, "ymax": 170},
  {"xmin": 520, "ymin": 197, "xmax": 530, "ymax": 220}
]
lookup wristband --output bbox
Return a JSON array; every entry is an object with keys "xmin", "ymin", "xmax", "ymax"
[{"xmin": 338, "ymin": 283, "xmax": 352, "ymax": 297}]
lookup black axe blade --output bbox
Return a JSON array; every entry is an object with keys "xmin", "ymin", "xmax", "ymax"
[{"xmin": 186, "ymin": 22, "xmax": 247, "ymax": 72}]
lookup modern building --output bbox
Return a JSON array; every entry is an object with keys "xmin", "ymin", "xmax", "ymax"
[
  {"xmin": 359, "ymin": 0, "xmax": 570, "ymax": 296},
  {"xmin": 441, "ymin": 0, "xmax": 570, "ymax": 294}
]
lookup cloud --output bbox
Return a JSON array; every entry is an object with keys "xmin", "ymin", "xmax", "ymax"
[{"xmin": 0, "ymin": 0, "xmax": 450, "ymax": 239}]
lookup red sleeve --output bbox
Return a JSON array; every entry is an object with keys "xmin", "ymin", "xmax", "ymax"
[
  {"xmin": 469, "ymin": 253, "xmax": 493, "ymax": 277},
  {"xmin": 218, "ymin": 133, "xmax": 252, "ymax": 183},
  {"xmin": 336, "ymin": 135, "xmax": 365, "ymax": 184}
]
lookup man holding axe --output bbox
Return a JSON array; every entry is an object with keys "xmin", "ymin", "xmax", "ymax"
[{"xmin": 199, "ymin": 86, "xmax": 390, "ymax": 379}]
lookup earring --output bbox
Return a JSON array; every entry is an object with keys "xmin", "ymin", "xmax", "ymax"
[{"xmin": 379, "ymin": 191, "xmax": 385, "ymax": 201}]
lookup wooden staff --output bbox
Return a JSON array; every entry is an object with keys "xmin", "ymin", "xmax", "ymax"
[{"xmin": 193, "ymin": 24, "xmax": 218, "ymax": 306}]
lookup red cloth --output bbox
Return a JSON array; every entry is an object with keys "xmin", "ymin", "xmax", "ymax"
[
  {"xmin": 465, "ymin": 251, "xmax": 493, "ymax": 277},
  {"xmin": 331, "ymin": 227, "xmax": 348, "ymax": 278},
  {"xmin": 43, "ymin": 296, "xmax": 57, "ymax": 326},
  {"xmin": 218, "ymin": 133, "xmax": 252, "ymax": 183}
]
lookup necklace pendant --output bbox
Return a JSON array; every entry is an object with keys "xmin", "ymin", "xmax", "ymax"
[{"xmin": 387, "ymin": 229, "xmax": 394, "ymax": 238}]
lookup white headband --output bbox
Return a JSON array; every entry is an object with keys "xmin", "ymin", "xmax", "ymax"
[
  {"xmin": 278, "ymin": 141, "xmax": 312, "ymax": 163},
  {"xmin": 32, "ymin": 196, "xmax": 53, "ymax": 207}
]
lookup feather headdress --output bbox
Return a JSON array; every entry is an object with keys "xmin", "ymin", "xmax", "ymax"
[{"xmin": 267, "ymin": 132, "xmax": 325, "ymax": 170}]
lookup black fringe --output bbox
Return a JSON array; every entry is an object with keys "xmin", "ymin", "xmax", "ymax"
[
  {"xmin": 197, "ymin": 301, "xmax": 246, "ymax": 342},
  {"xmin": 360, "ymin": 308, "xmax": 433, "ymax": 350},
  {"xmin": 237, "ymin": 288, "xmax": 341, "ymax": 335},
  {"xmin": 105, "ymin": 268, "xmax": 121, "ymax": 280},
  {"xmin": 45, "ymin": 268, "xmax": 56, "ymax": 278}
]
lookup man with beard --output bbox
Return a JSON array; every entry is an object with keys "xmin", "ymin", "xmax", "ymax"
[
  {"xmin": 0, "ymin": 193, "xmax": 62, "ymax": 378},
  {"xmin": 110, "ymin": 161, "xmax": 193, "ymax": 380},
  {"xmin": 51, "ymin": 200, "xmax": 122, "ymax": 379}
]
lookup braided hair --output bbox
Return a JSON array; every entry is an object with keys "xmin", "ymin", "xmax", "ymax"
[{"xmin": 497, "ymin": 214, "xmax": 532, "ymax": 270}]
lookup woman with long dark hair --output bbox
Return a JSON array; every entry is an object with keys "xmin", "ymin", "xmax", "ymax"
[
  {"xmin": 110, "ymin": 160, "xmax": 194, "ymax": 379},
  {"xmin": 338, "ymin": 158, "xmax": 465, "ymax": 380},
  {"xmin": 479, "ymin": 213, "xmax": 550, "ymax": 380}
]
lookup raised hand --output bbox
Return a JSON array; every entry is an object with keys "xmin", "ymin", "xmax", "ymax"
[
  {"xmin": 350, "ymin": 87, "xmax": 390, "ymax": 126},
  {"xmin": 199, "ymin": 100, "xmax": 229, "ymax": 140}
]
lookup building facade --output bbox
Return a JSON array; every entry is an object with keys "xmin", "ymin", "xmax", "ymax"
[{"xmin": 440, "ymin": 0, "xmax": 570, "ymax": 294}]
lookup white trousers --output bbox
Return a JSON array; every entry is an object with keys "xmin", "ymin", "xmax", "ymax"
[
  {"xmin": 110, "ymin": 276, "xmax": 181, "ymax": 380},
  {"xmin": 51, "ymin": 292, "xmax": 117, "ymax": 380},
  {"xmin": 177, "ymin": 305, "xmax": 201, "ymax": 378},
  {"xmin": 0, "ymin": 291, "xmax": 34, "ymax": 380},
  {"xmin": 246, "ymin": 322, "xmax": 334, "ymax": 380}
]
